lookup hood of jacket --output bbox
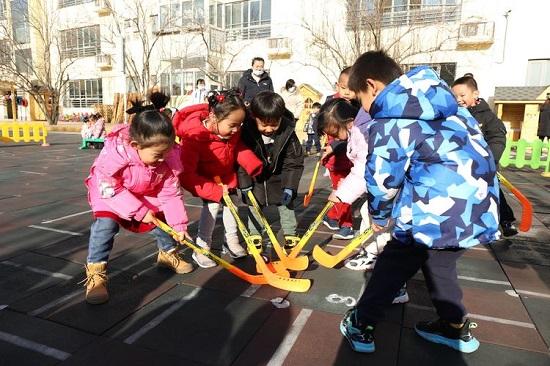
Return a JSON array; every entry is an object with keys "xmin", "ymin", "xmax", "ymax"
[
  {"xmin": 370, "ymin": 66, "xmax": 458, "ymax": 122},
  {"xmin": 172, "ymin": 103, "xmax": 209, "ymax": 138}
]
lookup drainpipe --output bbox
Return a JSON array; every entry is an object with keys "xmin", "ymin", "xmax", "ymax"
[{"xmin": 499, "ymin": 10, "xmax": 511, "ymax": 64}]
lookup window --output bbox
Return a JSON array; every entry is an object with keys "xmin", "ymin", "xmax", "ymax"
[
  {"xmin": 160, "ymin": 69, "xmax": 205, "ymax": 96},
  {"xmin": 58, "ymin": 0, "xmax": 94, "ymax": 8},
  {"xmin": 225, "ymin": 70, "xmax": 245, "ymax": 88},
  {"xmin": 60, "ymin": 25, "xmax": 101, "ymax": 59},
  {"xmin": 15, "ymin": 48, "xmax": 31, "ymax": 74},
  {"xmin": 0, "ymin": 0, "xmax": 7, "ymax": 19},
  {"xmin": 224, "ymin": 0, "xmax": 271, "ymax": 41},
  {"xmin": 0, "ymin": 40, "xmax": 11, "ymax": 65},
  {"xmin": 159, "ymin": 0, "xmax": 204, "ymax": 30},
  {"xmin": 65, "ymin": 79, "xmax": 102, "ymax": 108},
  {"xmin": 402, "ymin": 62, "xmax": 456, "ymax": 86},
  {"xmin": 11, "ymin": 0, "xmax": 30, "ymax": 44},
  {"xmin": 350, "ymin": 0, "xmax": 460, "ymax": 28},
  {"xmin": 526, "ymin": 59, "xmax": 550, "ymax": 86}
]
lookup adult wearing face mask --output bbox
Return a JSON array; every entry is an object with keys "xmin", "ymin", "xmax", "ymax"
[
  {"xmin": 238, "ymin": 57, "xmax": 274, "ymax": 104},
  {"xmin": 191, "ymin": 78, "xmax": 208, "ymax": 104},
  {"xmin": 280, "ymin": 79, "xmax": 304, "ymax": 122}
]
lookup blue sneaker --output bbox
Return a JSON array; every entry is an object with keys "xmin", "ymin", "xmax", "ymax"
[
  {"xmin": 415, "ymin": 318, "xmax": 480, "ymax": 353},
  {"xmin": 323, "ymin": 216, "xmax": 340, "ymax": 231},
  {"xmin": 333, "ymin": 226, "xmax": 354, "ymax": 240},
  {"xmin": 340, "ymin": 309, "xmax": 375, "ymax": 353}
]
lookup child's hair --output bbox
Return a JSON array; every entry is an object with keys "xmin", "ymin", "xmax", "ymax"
[
  {"xmin": 312, "ymin": 102, "xmax": 322, "ymax": 109},
  {"xmin": 340, "ymin": 66, "xmax": 352, "ymax": 78},
  {"xmin": 250, "ymin": 91, "xmax": 286, "ymax": 123},
  {"xmin": 251, "ymin": 57, "xmax": 265, "ymax": 65},
  {"xmin": 285, "ymin": 79, "xmax": 296, "ymax": 90},
  {"xmin": 348, "ymin": 50, "xmax": 403, "ymax": 92},
  {"xmin": 206, "ymin": 89, "xmax": 246, "ymax": 121},
  {"xmin": 149, "ymin": 91, "xmax": 171, "ymax": 110},
  {"xmin": 196, "ymin": 78, "xmax": 205, "ymax": 87},
  {"xmin": 317, "ymin": 98, "xmax": 359, "ymax": 137},
  {"xmin": 452, "ymin": 73, "xmax": 479, "ymax": 91},
  {"xmin": 129, "ymin": 110, "xmax": 175, "ymax": 148}
]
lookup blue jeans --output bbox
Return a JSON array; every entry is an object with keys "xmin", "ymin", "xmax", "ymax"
[{"xmin": 87, "ymin": 217, "xmax": 177, "ymax": 263}]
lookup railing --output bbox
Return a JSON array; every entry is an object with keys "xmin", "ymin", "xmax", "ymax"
[
  {"xmin": 347, "ymin": 4, "xmax": 461, "ymax": 28},
  {"xmin": 226, "ymin": 25, "xmax": 271, "ymax": 41}
]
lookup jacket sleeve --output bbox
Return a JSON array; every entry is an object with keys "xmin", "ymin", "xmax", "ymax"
[
  {"xmin": 92, "ymin": 151, "xmax": 149, "ymax": 221},
  {"xmin": 179, "ymin": 140, "xmax": 223, "ymax": 202},
  {"xmin": 268, "ymin": 78, "xmax": 274, "ymax": 92},
  {"xmin": 336, "ymin": 130, "xmax": 367, "ymax": 204},
  {"xmin": 235, "ymin": 139, "xmax": 264, "ymax": 178},
  {"xmin": 281, "ymin": 133, "xmax": 305, "ymax": 191},
  {"xmin": 481, "ymin": 112, "xmax": 507, "ymax": 163},
  {"xmin": 157, "ymin": 172, "xmax": 188, "ymax": 233},
  {"xmin": 237, "ymin": 165, "xmax": 254, "ymax": 189},
  {"xmin": 365, "ymin": 120, "xmax": 416, "ymax": 226}
]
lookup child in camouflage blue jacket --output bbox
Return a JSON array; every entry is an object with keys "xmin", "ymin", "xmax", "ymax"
[{"xmin": 339, "ymin": 51, "xmax": 500, "ymax": 355}]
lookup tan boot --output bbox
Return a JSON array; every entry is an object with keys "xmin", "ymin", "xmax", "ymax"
[
  {"xmin": 157, "ymin": 249, "xmax": 194, "ymax": 274},
  {"xmin": 84, "ymin": 262, "xmax": 109, "ymax": 304}
]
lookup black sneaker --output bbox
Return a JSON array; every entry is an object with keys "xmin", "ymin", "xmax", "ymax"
[
  {"xmin": 323, "ymin": 215, "xmax": 340, "ymax": 231},
  {"xmin": 340, "ymin": 309, "xmax": 375, "ymax": 353},
  {"xmin": 501, "ymin": 222, "xmax": 518, "ymax": 237},
  {"xmin": 415, "ymin": 318, "xmax": 479, "ymax": 353}
]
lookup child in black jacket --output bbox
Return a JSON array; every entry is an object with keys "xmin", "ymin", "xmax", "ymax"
[
  {"xmin": 452, "ymin": 74, "xmax": 517, "ymax": 236},
  {"xmin": 238, "ymin": 91, "xmax": 305, "ymax": 248}
]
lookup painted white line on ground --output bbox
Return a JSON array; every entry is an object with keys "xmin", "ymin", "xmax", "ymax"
[
  {"xmin": 29, "ymin": 251, "xmax": 159, "ymax": 317},
  {"xmin": 506, "ymin": 289, "xmax": 550, "ymax": 299},
  {"xmin": 41, "ymin": 210, "xmax": 92, "ymax": 223},
  {"xmin": 0, "ymin": 330, "xmax": 71, "ymax": 361},
  {"xmin": 0, "ymin": 305, "xmax": 7, "ymax": 311},
  {"xmin": 267, "ymin": 308, "xmax": 313, "ymax": 366},
  {"xmin": 457, "ymin": 275, "xmax": 511, "ymax": 286},
  {"xmin": 407, "ymin": 303, "xmax": 535, "ymax": 329},
  {"xmin": 124, "ymin": 287, "xmax": 201, "ymax": 345},
  {"xmin": 1, "ymin": 261, "xmax": 73, "ymax": 280},
  {"xmin": 19, "ymin": 170, "xmax": 47, "ymax": 175},
  {"xmin": 241, "ymin": 284, "xmax": 261, "ymax": 298},
  {"xmin": 28, "ymin": 225, "xmax": 83, "ymax": 236}
]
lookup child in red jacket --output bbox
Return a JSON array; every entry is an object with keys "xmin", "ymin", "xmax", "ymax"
[
  {"xmin": 174, "ymin": 90, "xmax": 263, "ymax": 268},
  {"xmin": 321, "ymin": 67, "xmax": 356, "ymax": 240}
]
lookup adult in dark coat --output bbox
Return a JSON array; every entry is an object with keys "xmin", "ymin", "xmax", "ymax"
[
  {"xmin": 237, "ymin": 57, "xmax": 274, "ymax": 104},
  {"xmin": 538, "ymin": 95, "xmax": 550, "ymax": 141}
]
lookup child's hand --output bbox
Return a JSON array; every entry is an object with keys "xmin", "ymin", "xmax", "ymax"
[
  {"xmin": 324, "ymin": 144, "xmax": 333, "ymax": 155},
  {"xmin": 142, "ymin": 210, "xmax": 156, "ymax": 224},
  {"xmin": 173, "ymin": 231, "xmax": 192, "ymax": 242},
  {"xmin": 327, "ymin": 191, "xmax": 341, "ymax": 203},
  {"xmin": 372, "ymin": 223, "xmax": 387, "ymax": 232},
  {"xmin": 221, "ymin": 184, "xmax": 229, "ymax": 194}
]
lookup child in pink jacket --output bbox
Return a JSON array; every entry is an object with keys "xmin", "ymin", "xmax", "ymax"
[{"xmin": 84, "ymin": 109, "xmax": 193, "ymax": 305}]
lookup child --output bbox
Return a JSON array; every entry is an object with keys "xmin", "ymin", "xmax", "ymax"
[
  {"xmin": 321, "ymin": 67, "xmax": 356, "ymax": 240},
  {"xmin": 91, "ymin": 113, "xmax": 106, "ymax": 139},
  {"xmin": 452, "ymin": 74, "xmax": 517, "ymax": 237},
  {"xmin": 175, "ymin": 90, "xmax": 263, "ymax": 268},
  {"xmin": 238, "ymin": 91, "xmax": 304, "ymax": 249},
  {"xmin": 81, "ymin": 116, "xmax": 93, "ymax": 139},
  {"xmin": 340, "ymin": 51, "xmax": 500, "ymax": 354},
  {"xmin": 84, "ymin": 109, "xmax": 193, "ymax": 305},
  {"xmin": 303, "ymin": 102, "xmax": 322, "ymax": 156}
]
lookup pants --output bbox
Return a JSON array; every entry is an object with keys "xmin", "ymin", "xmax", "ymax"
[
  {"xmin": 356, "ymin": 239, "xmax": 466, "ymax": 326},
  {"xmin": 87, "ymin": 217, "xmax": 176, "ymax": 263},
  {"xmin": 305, "ymin": 134, "xmax": 321, "ymax": 153},
  {"xmin": 499, "ymin": 188, "xmax": 516, "ymax": 224},
  {"xmin": 196, "ymin": 199, "xmax": 238, "ymax": 249},
  {"xmin": 327, "ymin": 170, "xmax": 353, "ymax": 228},
  {"xmin": 247, "ymin": 204, "xmax": 297, "ymax": 236}
]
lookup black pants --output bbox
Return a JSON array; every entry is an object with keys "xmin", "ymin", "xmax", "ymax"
[
  {"xmin": 499, "ymin": 188, "xmax": 516, "ymax": 224},
  {"xmin": 305, "ymin": 134, "xmax": 321, "ymax": 153},
  {"xmin": 356, "ymin": 238, "xmax": 466, "ymax": 325}
]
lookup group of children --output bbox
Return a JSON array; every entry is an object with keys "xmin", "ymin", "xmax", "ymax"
[
  {"xmin": 83, "ymin": 50, "xmax": 510, "ymax": 356},
  {"xmin": 80, "ymin": 113, "xmax": 106, "ymax": 148}
]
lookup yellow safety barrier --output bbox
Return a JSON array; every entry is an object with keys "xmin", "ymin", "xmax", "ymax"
[{"xmin": 0, "ymin": 122, "xmax": 49, "ymax": 146}]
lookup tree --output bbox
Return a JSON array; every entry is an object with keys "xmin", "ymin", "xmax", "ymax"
[
  {"xmin": 301, "ymin": 0, "xmax": 459, "ymax": 87},
  {"xmin": 0, "ymin": 0, "xmax": 76, "ymax": 125}
]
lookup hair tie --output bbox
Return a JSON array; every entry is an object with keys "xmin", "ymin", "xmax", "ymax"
[{"xmin": 216, "ymin": 94, "xmax": 225, "ymax": 103}]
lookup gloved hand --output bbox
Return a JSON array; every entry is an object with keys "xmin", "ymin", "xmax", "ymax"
[
  {"xmin": 281, "ymin": 188, "xmax": 293, "ymax": 206},
  {"xmin": 240, "ymin": 186, "xmax": 253, "ymax": 204}
]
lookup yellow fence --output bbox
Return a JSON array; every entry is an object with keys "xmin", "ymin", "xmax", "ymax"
[{"xmin": 0, "ymin": 121, "xmax": 49, "ymax": 146}]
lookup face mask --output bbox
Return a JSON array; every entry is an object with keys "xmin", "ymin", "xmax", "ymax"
[
  {"xmin": 252, "ymin": 69, "xmax": 264, "ymax": 76},
  {"xmin": 288, "ymin": 87, "xmax": 296, "ymax": 93}
]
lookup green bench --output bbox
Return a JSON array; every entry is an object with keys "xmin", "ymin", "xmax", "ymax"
[
  {"xmin": 80, "ymin": 137, "xmax": 105, "ymax": 149},
  {"xmin": 499, "ymin": 139, "xmax": 550, "ymax": 177}
]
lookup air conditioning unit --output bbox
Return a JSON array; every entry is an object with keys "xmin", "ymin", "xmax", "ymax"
[
  {"xmin": 457, "ymin": 21, "xmax": 494, "ymax": 47},
  {"xmin": 96, "ymin": 54, "xmax": 112, "ymax": 70},
  {"xmin": 95, "ymin": 0, "xmax": 112, "ymax": 16},
  {"xmin": 267, "ymin": 37, "xmax": 291, "ymax": 60}
]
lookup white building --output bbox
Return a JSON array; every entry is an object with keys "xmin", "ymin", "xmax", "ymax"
[{"xmin": 2, "ymin": 0, "xmax": 549, "ymax": 118}]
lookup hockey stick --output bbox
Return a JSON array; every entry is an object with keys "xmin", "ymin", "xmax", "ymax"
[
  {"xmin": 246, "ymin": 191, "xmax": 309, "ymax": 271},
  {"xmin": 312, "ymin": 228, "xmax": 374, "ymax": 268},
  {"xmin": 153, "ymin": 219, "xmax": 268, "ymax": 285},
  {"xmin": 216, "ymin": 177, "xmax": 311, "ymax": 292},
  {"xmin": 287, "ymin": 201, "xmax": 335, "ymax": 259},
  {"xmin": 497, "ymin": 172, "xmax": 533, "ymax": 232},
  {"xmin": 303, "ymin": 136, "xmax": 327, "ymax": 207}
]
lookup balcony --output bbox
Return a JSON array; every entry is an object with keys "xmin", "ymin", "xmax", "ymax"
[
  {"xmin": 96, "ymin": 54, "xmax": 112, "ymax": 70},
  {"xmin": 95, "ymin": 0, "xmax": 111, "ymax": 16},
  {"xmin": 267, "ymin": 37, "xmax": 291, "ymax": 60},
  {"xmin": 457, "ymin": 21, "xmax": 495, "ymax": 49}
]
